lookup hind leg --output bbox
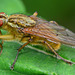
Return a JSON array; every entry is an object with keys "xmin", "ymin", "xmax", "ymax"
[{"xmin": 42, "ymin": 41, "xmax": 74, "ymax": 65}]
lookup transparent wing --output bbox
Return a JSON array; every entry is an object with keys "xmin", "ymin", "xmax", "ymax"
[
  {"xmin": 48, "ymin": 22, "xmax": 75, "ymax": 46},
  {"xmin": 23, "ymin": 16, "xmax": 75, "ymax": 46}
]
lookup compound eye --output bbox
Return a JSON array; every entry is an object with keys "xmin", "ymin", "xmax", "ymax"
[
  {"xmin": 0, "ymin": 12, "xmax": 5, "ymax": 18},
  {"xmin": 0, "ymin": 20, "xmax": 3, "ymax": 27},
  {"xmin": 0, "ymin": 12, "xmax": 5, "ymax": 14}
]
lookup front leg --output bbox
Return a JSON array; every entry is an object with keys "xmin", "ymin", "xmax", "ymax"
[
  {"xmin": 0, "ymin": 30, "xmax": 3, "ymax": 55},
  {"xmin": 0, "ymin": 35, "xmax": 14, "ymax": 40},
  {"xmin": 0, "ymin": 34, "xmax": 14, "ymax": 55}
]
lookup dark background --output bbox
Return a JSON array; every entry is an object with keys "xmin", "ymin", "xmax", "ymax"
[{"xmin": 23, "ymin": 0, "xmax": 75, "ymax": 32}]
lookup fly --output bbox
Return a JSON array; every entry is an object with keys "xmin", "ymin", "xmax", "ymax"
[{"xmin": 0, "ymin": 12, "xmax": 75, "ymax": 70}]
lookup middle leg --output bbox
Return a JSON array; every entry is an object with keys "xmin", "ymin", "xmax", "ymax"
[{"xmin": 10, "ymin": 38, "xmax": 32, "ymax": 70}]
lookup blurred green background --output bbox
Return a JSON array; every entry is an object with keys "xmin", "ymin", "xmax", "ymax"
[
  {"xmin": 23, "ymin": 0, "xmax": 75, "ymax": 32},
  {"xmin": 0, "ymin": 0, "xmax": 75, "ymax": 32}
]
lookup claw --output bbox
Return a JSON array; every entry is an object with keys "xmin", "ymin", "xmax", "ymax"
[{"xmin": 10, "ymin": 66, "xmax": 14, "ymax": 70}]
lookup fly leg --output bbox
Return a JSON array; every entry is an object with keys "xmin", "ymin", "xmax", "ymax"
[
  {"xmin": 49, "ymin": 21, "xmax": 58, "ymax": 25},
  {"xmin": 42, "ymin": 41, "xmax": 74, "ymax": 65},
  {"xmin": 0, "ymin": 35, "xmax": 14, "ymax": 40},
  {"xmin": 33, "ymin": 12, "xmax": 38, "ymax": 16},
  {"xmin": 10, "ymin": 39, "xmax": 32, "ymax": 70},
  {"xmin": 0, "ymin": 30, "xmax": 3, "ymax": 55}
]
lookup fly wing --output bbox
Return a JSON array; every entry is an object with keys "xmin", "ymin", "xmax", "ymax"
[
  {"xmin": 22, "ymin": 17, "xmax": 75, "ymax": 46},
  {"xmin": 48, "ymin": 22, "xmax": 75, "ymax": 46},
  {"xmin": 22, "ymin": 23, "xmax": 61, "ymax": 43}
]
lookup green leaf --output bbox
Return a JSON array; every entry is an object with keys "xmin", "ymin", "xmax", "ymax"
[
  {"xmin": 0, "ymin": 30, "xmax": 75, "ymax": 75},
  {"xmin": 0, "ymin": 0, "xmax": 26, "ymax": 14},
  {"xmin": 0, "ymin": 40, "xmax": 75, "ymax": 75}
]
